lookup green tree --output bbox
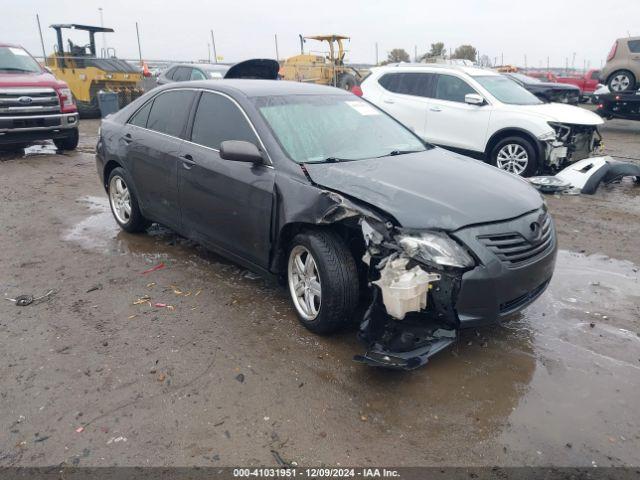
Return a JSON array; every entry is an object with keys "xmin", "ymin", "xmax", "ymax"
[
  {"xmin": 385, "ymin": 48, "xmax": 410, "ymax": 64},
  {"xmin": 452, "ymin": 45, "xmax": 477, "ymax": 62},
  {"xmin": 428, "ymin": 42, "xmax": 446, "ymax": 58}
]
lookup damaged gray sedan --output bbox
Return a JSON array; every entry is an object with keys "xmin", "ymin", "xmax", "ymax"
[{"xmin": 96, "ymin": 80, "xmax": 557, "ymax": 370}]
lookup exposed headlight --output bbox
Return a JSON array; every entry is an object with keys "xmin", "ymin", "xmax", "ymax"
[
  {"xmin": 538, "ymin": 130, "xmax": 556, "ymax": 142},
  {"xmin": 397, "ymin": 231, "xmax": 475, "ymax": 269}
]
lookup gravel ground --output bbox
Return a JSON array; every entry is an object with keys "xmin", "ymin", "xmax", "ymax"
[{"xmin": 0, "ymin": 116, "xmax": 639, "ymax": 468}]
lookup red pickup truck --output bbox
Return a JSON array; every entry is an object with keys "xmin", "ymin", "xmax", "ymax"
[
  {"xmin": 0, "ymin": 43, "xmax": 79, "ymax": 149},
  {"xmin": 556, "ymin": 69, "xmax": 602, "ymax": 99}
]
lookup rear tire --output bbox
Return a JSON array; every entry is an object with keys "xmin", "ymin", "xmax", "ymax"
[
  {"xmin": 77, "ymin": 99, "xmax": 101, "ymax": 118},
  {"xmin": 107, "ymin": 167, "xmax": 150, "ymax": 233},
  {"xmin": 53, "ymin": 128, "xmax": 79, "ymax": 151},
  {"xmin": 337, "ymin": 73, "xmax": 357, "ymax": 91},
  {"xmin": 607, "ymin": 70, "xmax": 636, "ymax": 93},
  {"xmin": 287, "ymin": 230, "xmax": 359, "ymax": 334},
  {"xmin": 490, "ymin": 135, "xmax": 539, "ymax": 177}
]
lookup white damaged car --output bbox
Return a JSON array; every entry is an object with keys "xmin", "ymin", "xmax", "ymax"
[{"xmin": 357, "ymin": 64, "xmax": 605, "ymax": 176}]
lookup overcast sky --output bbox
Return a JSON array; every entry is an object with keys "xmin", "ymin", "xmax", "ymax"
[{"xmin": 4, "ymin": 0, "xmax": 637, "ymax": 68}]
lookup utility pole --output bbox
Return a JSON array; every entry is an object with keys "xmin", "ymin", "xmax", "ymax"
[
  {"xmin": 501, "ymin": 52, "xmax": 504, "ymax": 66},
  {"xmin": 524, "ymin": 54, "xmax": 527, "ymax": 69},
  {"xmin": 210, "ymin": 30, "xmax": 217, "ymax": 63},
  {"xmin": 98, "ymin": 7, "xmax": 107, "ymax": 56},
  {"xmin": 36, "ymin": 14, "xmax": 46, "ymax": 61},
  {"xmin": 547, "ymin": 56, "xmax": 550, "ymax": 70},
  {"xmin": 135, "ymin": 22, "xmax": 143, "ymax": 66},
  {"xmin": 207, "ymin": 43, "xmax": 211, "ymax": 63},
  {"xmin": 375, "ymin": 42, "xmax": 379, "ymax": 65},
  {"xmin": 414, "ymin": 45, "xmax": 417, "ymax": 63},
  {"xmin": 274, "ymin": 34, "xmax": 279, "ymax": 61}
]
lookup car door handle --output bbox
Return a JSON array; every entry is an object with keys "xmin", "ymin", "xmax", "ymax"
[
  {"xmin": 179, "ymin": 153, "xmax": 196, "ymax": 169},
  {"xmin": 429, "ymin": 107, "xmax": 442, "ymax": 112},
  {"xmin": 122, "ymin": 133, "xmax": 133, "ymax": 143},
  {"xmin": 383, "ymin": 99, "xmax": 395, "ymax": 104}
]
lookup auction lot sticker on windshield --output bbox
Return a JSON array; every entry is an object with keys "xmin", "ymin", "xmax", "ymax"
[
  {"xmin": 346, "ymin": 101, "xmax": 380, "ymax": 116},
  {"xmin": 9, "ymin": 47, "xmax": 29, "ymax": 56}
]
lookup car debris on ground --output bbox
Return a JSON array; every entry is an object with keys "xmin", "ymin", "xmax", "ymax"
[
  {"xmin": 5, "ymin": 289, "xmax": 56, "ymax": 306},
  {"xmin": 528, "ymin": 156, "xmax": 640, "ymax": 194}
]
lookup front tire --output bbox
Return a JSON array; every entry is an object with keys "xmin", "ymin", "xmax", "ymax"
[
  {"xmin": 607, "ymin": 70, "xmax": 636, "ymax": 93},
  {"xmin": 287, "ymin": 230, "xmax": 359, "ymax": 334},
  {"xmin": 490, "ymin": 136, "xmax": 539, "ymax": 177},
  {"xmin": 53, "ymin": 128, "xmax": 79, "ymax": 151},
  {"xmin": 107, "ymin": 167, "xmax": 150, "ymax": 233}
]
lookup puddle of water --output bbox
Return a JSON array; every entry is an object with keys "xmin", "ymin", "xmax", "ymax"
[{"xmin": 63, "ymin": 198, "xmax": 640, "ymax": 464}]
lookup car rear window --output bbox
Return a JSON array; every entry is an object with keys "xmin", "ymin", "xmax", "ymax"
[
  {"xmin": 378, "ymin": 72, "xmax": 434, "ymax": 97},
  {"xmin": 146, "ymin": 90, "xmax": 194, "ymax": 137},
  {"xmin": 628, "ymin": 40, "xmax": 640, "ymax": 53},
  {"xmin": 172, "ymin": 67, "xmax": 191, "ymax": 82},
  {"xmin": 190, "ymin": 92, "xmax": 257, "ymax": 150}
]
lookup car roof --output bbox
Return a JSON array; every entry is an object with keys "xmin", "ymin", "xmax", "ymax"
[
  {"xmin": 168, "ymin": 63, "xmax": 230, "ymax": 70},
  {"xmin": 0, "ymin": 42, "xmax": 22, "ymax": 48},
  {"xmin": 371, "ymin": 63, "xmax": 498, "ymax": 77},
  {"xmin": 619, "ymin": 36, "xmax": 640, "ymax": 41},
  {"xmin": 162, "ymin": 79, "xmax": 351, "ymax": 97}
]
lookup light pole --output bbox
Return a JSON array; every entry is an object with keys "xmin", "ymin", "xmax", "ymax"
[{"xmin": 98, "ymin": 7, "xmax": 107, "ymax": 56}]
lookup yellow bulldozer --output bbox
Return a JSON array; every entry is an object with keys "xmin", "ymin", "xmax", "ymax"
[
  {"xmin": 279, "ymin": 34, "xmax": 362, "ymax": 90},
  {"xmin": 47, "ymin": 24, "xmax": 144, "ymax": 117}
]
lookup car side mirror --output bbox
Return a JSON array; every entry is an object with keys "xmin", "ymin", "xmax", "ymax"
[
  {"xmin": 220, "ymin": 140, "xmax": 264, "ymax": 164},
  {"xmin": 465, "ymin": 93, "xmax": 485, "ymax": 106}
]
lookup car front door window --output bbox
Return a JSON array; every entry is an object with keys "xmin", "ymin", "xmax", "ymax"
[
  {"xmin": 179, "ymin": 91, "xmax": 274, "ymax": 268},
  {"xmin": 435, "ymin": 74, "xmax": 476, "ymax": 103}
]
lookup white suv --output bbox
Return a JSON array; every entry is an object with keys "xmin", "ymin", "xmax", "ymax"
[{"xmin": 359, "ymin": 64, "xmax": 604, "ymax": 176}]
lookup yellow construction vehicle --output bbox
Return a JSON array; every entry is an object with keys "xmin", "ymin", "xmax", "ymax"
[
  {"xmin": 279, "ymin": 34, "xmax": 362, "ymax": 90},
  {"xmin": 47, "ymin": 24, "xmax": 144, "ymax": 117}
]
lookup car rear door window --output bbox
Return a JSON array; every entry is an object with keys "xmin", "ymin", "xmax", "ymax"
[
  {"xmin": 146, "ymin": 90, "xmax": 194, "ymax": 137},
  {"xmin": 378, "ymin": 73, "xmax": 434, "ymax": 97},
  {"xmin": 165, "ymin": 67, "xmax": 177, "ymax": 79},
  {"xmin": 172, "ymin": 67, "xmax": 192, "ymax": 82},
  {"xmin": 128, "ymin": 100, "xmax": 152, "ymax": 128},
  {"xmin": 190, "ymin": 69, "xmax": 206, "ymax": 80},
  {"xmin": 434, "ymin": 74, "xmax": 476, "ymax": 103},
  {"xmin": 191, "ymin": 92, "xmax": 258, "ymax": 150},
  {"xmin": 628, "ymin": 40, "xmax": 640, "ymax": 53},
  {"xmin": 590, "ymin": 70, "xmax": 601, "ymax": 80}
]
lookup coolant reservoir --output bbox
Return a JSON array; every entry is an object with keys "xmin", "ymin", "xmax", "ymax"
[{"xmin": 373, "ymin": 258, "xmax": 440, "ymax": 320}]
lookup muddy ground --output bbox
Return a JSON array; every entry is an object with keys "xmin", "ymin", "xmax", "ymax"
[{"xmin": 0, "ymin": 117, "xmax": 639, "ymax": 468}]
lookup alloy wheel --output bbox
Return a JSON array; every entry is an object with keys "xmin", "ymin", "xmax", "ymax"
[
  {"xmin": 610, "ymin": 74, "xmax": 631, "ymax": 92},
  {"xmin": 109, "ymin": 175, "xmax": 132, "ymax": 225},
  {"xmin": 496, "ymin": 144, "xmax": 529, "ymax": 175},
  {"xmin": 287, "ymin": 245, "xmax": 322, "ymax": 321}
]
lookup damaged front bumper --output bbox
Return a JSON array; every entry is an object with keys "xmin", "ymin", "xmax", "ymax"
[
  {"xmin": 542, "ymin": 123, "xmax": 602, "ymax": 170},
  {"xmin": 355, "ymin": 209, "xmax": 557, "ymax": 370}
]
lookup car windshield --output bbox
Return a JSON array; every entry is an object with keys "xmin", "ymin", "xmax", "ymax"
[
  {"xmin": 0, "ymin": 46, "xmax": 42, "ymax": 73},
  {"xmin": 474, "ymin": 75, "xmax": 543, "ymax": 105},
  {"xmin": 253, "ymin": 94, "xmax": 427, "ymax": 163}
]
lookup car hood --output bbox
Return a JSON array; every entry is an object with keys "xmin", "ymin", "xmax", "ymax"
[
  {"xmin": 303, "ymin": 148, "xmax": 543, "ymax": 231},
  {"xmin": 509, "ymin": 102, "xmax": 604, "ymax": 125},
  {"xmin": 0, "ymin": 71, "xmax": 65, "ymax": 89},
  {"xmin": 531, "ymin": 81, "xmax": 579, "ymax": 90}
]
